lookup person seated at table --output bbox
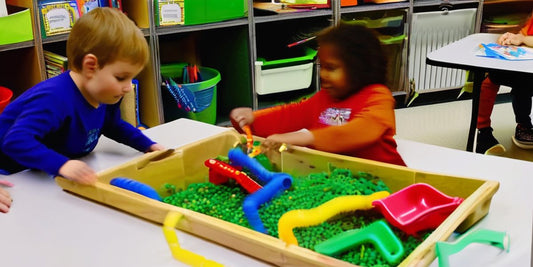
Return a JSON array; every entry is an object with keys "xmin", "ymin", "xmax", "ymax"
[
  {"xmin": 230, "ymin": 23, "xmax": 406, "ymax": 166},
  {"xmin": 476, "ymin": 12, "xmax": 533, "ymax": 155},
  {"xmin": 0, "ymin": 187, "xmax": 12, "ymax": 213},
  {"xmin": 0, "ymin": 8, "xmax": 165, "ymax": 184}
]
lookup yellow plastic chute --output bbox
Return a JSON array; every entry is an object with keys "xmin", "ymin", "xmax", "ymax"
[{"xmin": 278, "ymin": 191, "xmax": 390, "ymax": 246}]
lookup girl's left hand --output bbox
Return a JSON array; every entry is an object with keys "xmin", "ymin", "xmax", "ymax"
[
  {"xmin": 498, "ymin": 32, "xmax": 525, "ymax": 46},
  {"xmin": 266, "ymin": 129, "xmax": 314, "ymax": 147}
]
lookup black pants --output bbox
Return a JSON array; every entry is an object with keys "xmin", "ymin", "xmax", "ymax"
[{"xmin": 488, "ymin": 71, "xmax": 533, "ymax": 127}]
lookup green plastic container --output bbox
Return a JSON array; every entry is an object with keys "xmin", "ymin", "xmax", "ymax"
[
  {"xmin": 0, "ymin": 8, "xmax": 33, "ymax": 45},
  {"xmin": 184, "ymin": 0, "xmax": 247, "ymax": 25},
  {"xmin": 258, "ymin": 47, "xmax": 317, "ymax": 69},
  {"xmin": 161, "ymin": 63, "xmax": 220, "ymax": 124}
]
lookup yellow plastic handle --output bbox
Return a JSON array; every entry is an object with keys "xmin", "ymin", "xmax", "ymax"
[{"xmin": 163, "ymin": 211, "xmax": 224, "ymax": 267}]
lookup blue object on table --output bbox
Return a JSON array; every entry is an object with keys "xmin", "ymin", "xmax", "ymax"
[{"xmin": 110, "ymin": 177, "xmax": 162, "ymax": 201}]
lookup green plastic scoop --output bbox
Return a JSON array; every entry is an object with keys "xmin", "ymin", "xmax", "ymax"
[
  {"xmin": 314, "ymin": 220, "xmax": 405, "ymax": 265},
  {"xmin": 436, "ymin": 228, "xmax": 510, "ymax": 267}
]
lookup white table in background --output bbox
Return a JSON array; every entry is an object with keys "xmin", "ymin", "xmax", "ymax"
[
  {"xmin": 1, "ymin": 119, "xmax": 531, "ymax": 266},
  {"xmin": 426, "ymin": 33, "xmax": 533, "ymax": 152}
]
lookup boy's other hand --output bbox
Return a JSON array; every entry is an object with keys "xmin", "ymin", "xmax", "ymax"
[
  {"xmin": 0, "ymin": 187, "xmax": 12, "ymax": 213},
  {"xmin": 147, "ymin": 143, "xmax": 165, "ymax": 152},
  {"xmin": 59, "ymin": 160, "xmax": 97, "ymax": 185}
]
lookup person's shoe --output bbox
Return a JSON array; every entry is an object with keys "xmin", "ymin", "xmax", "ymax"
[
  {"xmin": 476, "ymin": 127, "xmax": 506, "ymax": 155},
  {"xmin": 512, "ymin": 123, "xmax": 533, "ymax": 149}
]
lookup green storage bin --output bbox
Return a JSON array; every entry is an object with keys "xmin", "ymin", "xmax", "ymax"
[
  {"xmin": 184, "ymin": 0, "xmax": 247, "ymax": 25},
  {"xmin": 0, "ymin": 8, "xmax": 33, "ymax": 45},
  {"xmin": 161, "ymin": 63, "xmax": 220, "ymax": 124}
]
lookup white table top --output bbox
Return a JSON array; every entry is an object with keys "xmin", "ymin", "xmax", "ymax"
[
  {"xmin": 426, "ymin": 33, "xmax": 533, "ymax": 75},
  {"xmin": 1, "ymin": 119, "xmax": 531, "ymax": 266}
]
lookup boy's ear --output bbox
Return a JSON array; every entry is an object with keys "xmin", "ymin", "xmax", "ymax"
[{"xmin": 81, "ymin": 54, "xmax": 99, "ymax": 76}]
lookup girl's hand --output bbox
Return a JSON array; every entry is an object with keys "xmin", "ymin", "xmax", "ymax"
[
  {"xmin": 230, "ymin": 107, "xmax": 254, "ymax": 129},
  {"xmin": 59, "ymin": 160, "xmax": 97, "ymax": 185},
  {"xmin": 498, "ymin": 32, "xmax": 525, "ymax": 46},
  {"xmin": 266, "ymin": 129, "xmax": 314, "ymax": 147},
  {"xmin": 0, "ymin": 187, "xmax": 12, "ymax": 213}
]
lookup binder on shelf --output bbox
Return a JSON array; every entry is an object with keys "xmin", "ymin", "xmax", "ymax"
[
  {"xmin": 39, "ymin": 0, "xmax": 80, "ymax": 38},
  {"xmin": 154, "ymin": 0, "xmax": 184, "ymax": 26},
  {"xmin": 76, "ymin": 0, "xmax": 98, "ymax": 15},
  {"xmin": 108, "ymin": 0, "xmax": 122, "ymax": 10},
  {"xmin": 43, "ymin": 50, "xmax": 68, "ymax": 79},
  {"xmin": 76, "ymin": 0, "xmax": 122, "ymax": 16}
]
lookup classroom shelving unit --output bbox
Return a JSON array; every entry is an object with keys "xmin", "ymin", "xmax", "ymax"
[
  {"xmin": 0, "ymin": 0, "xmax": 486, "ymax": 127},
  {"xmin": 480, "ymin": 0, "xmax": 533, "ymax": 34}
]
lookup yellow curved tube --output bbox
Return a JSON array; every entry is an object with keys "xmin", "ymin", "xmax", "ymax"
[
  {"xmin": 163, "ymin": 211, "xmax": 224, "ymax": 267},
  {"xmin": 278, "ymin": 191, "xmax": 390, "ymax": 246}
]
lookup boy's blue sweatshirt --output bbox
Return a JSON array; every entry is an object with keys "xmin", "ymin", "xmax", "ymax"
[{"xmin": 0, "ymin": 71, "xmax": 155, "ymax": 175}]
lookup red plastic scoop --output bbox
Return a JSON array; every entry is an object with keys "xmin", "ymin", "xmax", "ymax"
[{"xmin": 372, "ymin": 183, "xmax": 463, "ymax": 236}]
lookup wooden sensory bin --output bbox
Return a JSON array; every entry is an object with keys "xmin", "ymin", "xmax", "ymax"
[{"xmin": 55, "ymin": 130, "xmax": 499, "ymax": 267}]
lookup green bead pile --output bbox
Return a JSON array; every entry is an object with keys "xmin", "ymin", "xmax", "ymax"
[{"xmin": 162, "ymin": 166, "xmax": 430, "ymax": 266}]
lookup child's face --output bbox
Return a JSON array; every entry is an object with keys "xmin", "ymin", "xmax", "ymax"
[
  {"xmin": 318, "ymin": 43, "xmax": 352, "ymax": 101},
  {"xmin": 83, "ymin": 60, "xmax": 144, "ymax": 107}
]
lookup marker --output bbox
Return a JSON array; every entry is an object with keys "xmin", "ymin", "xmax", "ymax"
[{"xmin": 287, "ymin": 36, "xmax": 316, "ymax": 48}]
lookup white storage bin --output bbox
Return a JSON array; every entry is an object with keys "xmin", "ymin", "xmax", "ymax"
[
  {"xmin": 255, "ymin": 61, "xmax": 314, "ymax": 95},
  {"xmin": 254, "ymin": 47, "xmax": 317, "ymax": 95}
]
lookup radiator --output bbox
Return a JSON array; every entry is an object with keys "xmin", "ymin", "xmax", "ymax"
[{"xmin": 408, "ymin": 8, "xmax": 477, "ymax": 92}]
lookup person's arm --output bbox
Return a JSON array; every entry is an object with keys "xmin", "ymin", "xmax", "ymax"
[
  {"xmin": 498, "ymin": 15, "xmax": 533, "ymax": 47},
  {"xmin": 250, "ymin": 93, "xmax": 319, "ymax": 137},
  {"xmin": 497, "ymin": 32, "xmax": 533, "ymax": 47},
  {"xmin": 265, "ymin": 129, "xmax": 315, "ymax": 147},
  {"xmin": 522, "ymin": 35, "xmax": 533, "ymax": 47},
  {"xmin": 1, "ymin": 92, "xmax": 71, "ymax": 176},
  {"xmin": 101, "ymin": 103, "xmax": 162, "ymax": 153}
]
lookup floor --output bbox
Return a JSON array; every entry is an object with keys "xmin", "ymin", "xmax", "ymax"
[{"xmin": 394, "ymin": 94, "xmax": 533, "ymax": 163}]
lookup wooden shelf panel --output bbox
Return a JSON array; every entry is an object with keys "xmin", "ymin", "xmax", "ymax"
[
  {"xmin": 0, "ymin": 40, "xmax": 35, "ymax": 52},
  {"xmin": 156, "ymin": 19, "xmax": 249, "ymax": 36}
]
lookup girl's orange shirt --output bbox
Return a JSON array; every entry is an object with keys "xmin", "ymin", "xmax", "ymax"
[
  {"xmin": 520, "ymin": 15, "xmax": 533, "ymax": 36},
  {"xmin": 250, "ymin": 84, "xmax": 406, "ymax": 166}
]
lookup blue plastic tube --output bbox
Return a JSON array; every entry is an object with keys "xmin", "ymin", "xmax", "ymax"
[
  {"xmin": 228, "ymin": 148, "xmax": 275, "ymax": 183},
  {"xmin": 228, "ymin": 147, "xmax": 294, "ymax": 233},
  {"xmin": 242, "ymin": 173, "xmax": 293, "ymax": 233},
  {"xmin": 110, "ymin": 177, "xmax": 162, "ymax": 201}
]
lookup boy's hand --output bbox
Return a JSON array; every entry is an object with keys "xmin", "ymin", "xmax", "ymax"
[
  {"xmin": 147, "ymin": 143, "xmax": 165, "ymax": 152},
  {"xmin": 0, "ymin": 187, "xmax": 12, "ymax": 213},
  {"xmin": 59, "ymin": 160, "xmax": 97, "ymax": 185},
  {"xmin": 230, "ymin": 107, "xmax": 254, "ymax": 129}
]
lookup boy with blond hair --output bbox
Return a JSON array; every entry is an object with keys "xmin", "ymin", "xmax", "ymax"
[{"xmin": 0, "ymin": 7, "xmax": 164, "ymax": 185}]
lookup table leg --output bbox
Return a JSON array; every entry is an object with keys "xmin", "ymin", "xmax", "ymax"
[{"xmin": 467, "ymin": 71, "xmax": 485, "ymax": 152}]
